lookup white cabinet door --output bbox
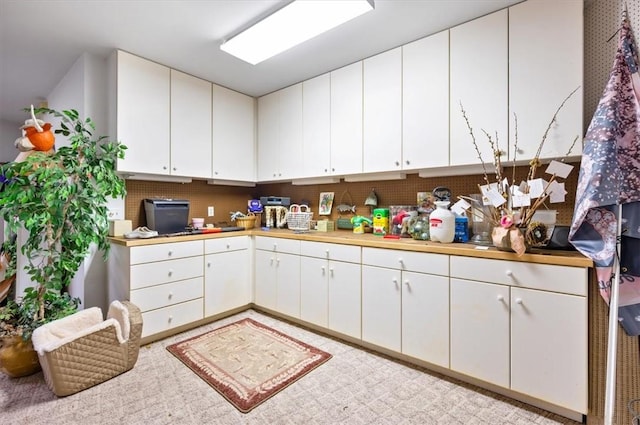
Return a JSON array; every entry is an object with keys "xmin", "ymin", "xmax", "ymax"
[
  {"xmin": 278, "ymin": 83, "xmax": 303, "ymax": 180},
  {"xmin": 275, "ymin": 252, "xmax": 301, "ymax": 318},
  {"xmin": 363, "ymin": 47, "xmax": 402, "ymax": 173},
  {"xmin": 300, "ymin": 256, "xmax": 328, "ymax": 327},
  {"xmin": 257, "ymin": 84, "xmax": 303, "ymax": 181},
  {"xmin": 331, "ymin": 62, "xmax": 363, "ymax": 176},
  {"xmin": 170, "ymin": 69, "xmax": 212, "ymax": 178},
  {"xmin": 450, "ymin": 278, "xmax": 510, "ymax": 387},
  {"xmin": 509, "ymin": 0, "xmax": 583, "ymax": 160},
  {"xmin": 204, "ymin": 249, "xmax": 250, "ymax": 317},
  {"xmin": 115, "ymin": 50, "xmax": 170, "ymax": 175},
  {"xmin": 257, "ymin": 91, "xmax": 280, "ymax": 181},
  {"xmin": 511, "ymin": 287, "xmax": 587, "ymax": 413},
  {"xmin": 450, "ymin": 9, "xmax": 508, "ymax": 166},
  {"xmin": 328, "ymin": 260, "xmax": 361, "ymax": 339},
  {"xmin": 401, "ymin": 271, "xmax": 449, "ymax": 368},
  {"xmin": 212, "ymin": 84, "xmax": 256, "ymax": 182},
  {"xmin": 402, "ymin": 30, "xmax": 449, "ymax": 170},
  {"xmin": 362, "ymin": 265, "xmax": 401, "ymax": 351},
  {"xmin": 254, "ymin": 249, "xmax": 277, "ymax": 310},
  {"xmin": 302, "ymin": 73, "xmax": 331, "ymax": 177}
]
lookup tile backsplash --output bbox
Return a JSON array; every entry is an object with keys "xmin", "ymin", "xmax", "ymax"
[{"xmin": 125, "ymin": 162, "xmax": 578, "ymax": 229}]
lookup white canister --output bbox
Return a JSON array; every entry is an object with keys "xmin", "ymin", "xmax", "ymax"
[{"xmin": 429, "ymin": 201, "xmax": 455, "ymax": 243}]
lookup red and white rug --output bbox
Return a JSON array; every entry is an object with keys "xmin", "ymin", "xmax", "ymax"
[{"xmin": 166, "ymin": 318, "xmax": 332, "ymax": 413}]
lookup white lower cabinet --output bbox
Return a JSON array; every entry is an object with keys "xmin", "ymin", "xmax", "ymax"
[
  {"xmin": 300, "ymin": 241, "xmax": 361, "ymax": 337},
  {"xmin": 450, "ymin": 278, "xmax": 510, "ymax": 387},
  {"xmin": 450, "ymin": 255, "xmax": 588, "ymax": 414},
  {"xmin": 204, "ymin": 236, "xmax": 250, "ymax": 317},
  {"xmin": 362, "ymin": 248, "xmax": 450, "ymax": 366},
  {"xmin": 254, "ymin": 237, "xmax": 301, "ymax": 318},
  {"xmin": 108, "ymin": 240, "xmax": 205, "ymax": 339}
]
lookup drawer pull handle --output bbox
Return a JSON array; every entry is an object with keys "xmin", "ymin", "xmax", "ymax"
[
  {"xmin": 273, "ymin": 243, "xmax": 277, "ymax": 251},
  {"xmin": 325, "ymin": 249, "xmax": 330, "ymax": 257},
  {"xmin": 497, "ymin": 295, "xmax": 504, "ymax": 302},
  {"xmin": 226, "ymin": 244, "xmax": 231, "ymax": 249},
  {"xmin": 515, "ymin": 298, "xmax": 523, "ymax": 305},
  {"xmin": 207, "ymin": 262, "xmax": 211, "ymax": 268},
  {"xmin": 168, "ymin": 315, "xmax": 173, "ymax": 322},
  {"xmin": 168, "ymin": 270, "xmax": 173, "ymax": 276},
  {"xmin": 168, "ymin": 292, "xmax": 173, "ymax": 299},
  {"xmin": 168, "ymin": 251, "xmax": 173, "ymax": 256},
  {"xmin": 506, "ymin": 270, "xmax": 513, "ymax": 277}
]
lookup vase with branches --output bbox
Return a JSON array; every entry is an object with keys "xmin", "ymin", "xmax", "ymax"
[{"xmin": 459, "ymin": 87, "xmax": 580, "ymax": 255}]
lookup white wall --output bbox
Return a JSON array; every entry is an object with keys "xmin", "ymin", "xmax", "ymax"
[{"xmin": 0, "ymin": 118, "xmax": 21, "ymax": 163}]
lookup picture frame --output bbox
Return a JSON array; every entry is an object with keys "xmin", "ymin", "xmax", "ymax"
[{"xmin": 319, "ymin": 192, "xmax": 335, "ymax": 216}]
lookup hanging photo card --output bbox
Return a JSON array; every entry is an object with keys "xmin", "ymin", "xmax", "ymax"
[
  {"xmin": 480, "ymin": 183, "xmax": 507, "ymax": 207},
  {"xmin": 451, "ymin": 198, "xmax": 471, "ymax": 216},
  {"xmin": 527, "ymin": 178, "xmax": 548, "ymax": 199},
  {"xmin": 545, "ymin": 160, "xmax": 574, "ymax": 179},
  {"xmin": 510, "ymin": 185, "xmax": 531, "ymax": 207},
  {"xmin": 319, "ymin": 192, "xmax": 334, "ymax": 215},
  {"xmin": 548, "ymin": 181, "xmax": 567, "ymax": 203}
]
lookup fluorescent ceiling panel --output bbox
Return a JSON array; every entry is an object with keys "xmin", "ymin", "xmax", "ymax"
[{"xmin": 221, "ymin": 0, "xmax": 374, "ymax": 65}]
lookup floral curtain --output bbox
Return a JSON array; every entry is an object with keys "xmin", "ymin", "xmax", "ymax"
[{"xmin": 569, "ymin": 17, "xmax": 640, "ymax": 336}]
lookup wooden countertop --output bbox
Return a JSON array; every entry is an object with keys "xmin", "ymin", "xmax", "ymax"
[{"xmin": 109, "ymin": 228, "xmax": 593, "ymax": 268}]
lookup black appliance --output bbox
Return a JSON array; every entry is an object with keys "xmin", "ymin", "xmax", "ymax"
[{"xmin": 144, "ymin": 199, "xmax": 189, "ymax": 235}]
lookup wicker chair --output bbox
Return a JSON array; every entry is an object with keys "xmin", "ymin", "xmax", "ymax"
[{"xmin": 31, "ymin": 300, "xmax": 143, "ymax": 396}]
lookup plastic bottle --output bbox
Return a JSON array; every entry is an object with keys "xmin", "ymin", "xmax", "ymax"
[
  {"xmin": 429, "ymin": 201, "xmax": 455, "ymax": 243},
  {"xmin": 454, "ymin": 214, "xmax": 469, "ymax": 243}
]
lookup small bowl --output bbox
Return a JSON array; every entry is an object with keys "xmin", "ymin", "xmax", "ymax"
[{"xmin": 192, "ymin": 218, "xmax": 204, "ymax": 229}]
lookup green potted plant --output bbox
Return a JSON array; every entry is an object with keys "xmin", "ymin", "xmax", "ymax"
[{"xmin": 0, "ymin": 107, "xmax": 126, "ymax": 377}]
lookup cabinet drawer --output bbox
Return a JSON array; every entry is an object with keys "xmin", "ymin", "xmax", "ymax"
[
  {"xmin": 450, "ymin": 256, "xmax": 587, "ymax": 296},
  {"xmin": 141, "ymin": 298, "xmax": 203, "ymax": 338},
  {"xmin": 130, "ymin": 256, "xmax": 203, "ymax": 290},
  {"xmin": 205, "ymin": 236, "xmax": 249, "ymax": 254},
  {"xmin": 130, "ymin": 277, "xmax": 203, "ymax": 312},
  {"xmin": 300, "ymin": 241, "xmax": 361, "ymax": 263},
  {"xmin": 130, "ymin": 240, "xmax": 203, "ymax": 264},
  {"xmin": 255, "ymin": 236, "xmax": 300, "ymax": 254},
  {"xmin": 362, "ymin": 247, "xmax": 448, "ymax": 276}
]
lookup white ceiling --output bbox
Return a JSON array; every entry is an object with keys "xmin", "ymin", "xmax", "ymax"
[{"xmin": 0, "ymin": 0, "xmax": 523, "ymax": 124}]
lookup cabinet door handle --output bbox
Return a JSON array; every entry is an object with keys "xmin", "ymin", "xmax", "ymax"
[
  {"xmin": 398, "ymin": 258, "xmax": 404, "ymax": 265},
  {"xmin": 505, "ymin": 270, "xmax": 513, "ymax": 277},
  {"xmin": 405, "ymin": 160, "xmax": 410, "ymax": 165},
  {"xmin": 497, "ymin": 294, "xmax": 504, "ymax": 302},
  {"xmin": 404, "ymin": 280, "xmax": 410, "ymax": 287},
  {"xmin": 207, "ymin": 262, "xmax": 211, "ymax": 268},
  {"xmin": 276, "ymin": 258, "xmax": 280, "ymax": 266},
  {"xmin": 395, "ymin": 161, "xmax": 400, "ymax": 166},
  {"xmin": 329, "ymin": 268, "xmax": 334, "ymax": 277},
  {"xmin": 515, "ymin": 298, "xmax": 523, "ymax": 305},
  {"xmin": 172, "ymin": 167, "xmax": 176, "ymax": 171},
  {"xmin": 163, "ymin": 166, "xmax": 167, "ymax": 170},
  {"xmin": 321, "ymin": 266, "xmax": 326, "ymax": 275},
  {"xmin": 392, "ymin": 277, "xmax": 399, "ymax": 288}
]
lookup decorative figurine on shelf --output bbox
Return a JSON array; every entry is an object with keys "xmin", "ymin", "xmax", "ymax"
[{"xmin": 13, "ymin": 105, "xmax": 55, "ymax": 162}]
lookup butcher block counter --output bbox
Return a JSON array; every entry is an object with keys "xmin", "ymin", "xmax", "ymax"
[{"xmin": 109, "ymin": 228, "xmax": 592, "ymax": 268}]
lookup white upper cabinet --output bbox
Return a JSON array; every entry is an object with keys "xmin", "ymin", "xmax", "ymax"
[
  {"xmin": 363, "ymin": 47, "xmax": 402, "ymax": 173},
  {"xmin": 113, "ymin": 50, "xmax": 171, "ymax": 175},
  {"xmin": 509, "ymin": 0, "xmax": 583, "ymax": 161},
  {"xmin": 170, "ymin": 69, "xmax": 212, "ymax": 178},
  {"xmin": 302, "ymin": 73, "xmax": 331, "ymax": 177},
  {"xmin": 450, "ymin": 9, "xmax": 508, "ymax": 167},
  {"xmin": 402, "ymin": 30, "xmax": 449, "ymax": 170},
  {"xmin": 257, "ymin": 91, "xmax": 280, "ymax": 181},
  {"xmin": 257, "ymin": 84, "xmax": 303, "ymax": 181},
  {"xmin": 212, "ymin": 84, "xmax": 256, "ymax": 182},
  {"xmin": 331, "ymin": 62, "xmax": 363, "ymax": 176},
  {"xmin": 279, "ymin": 83, "xmax": 304, "ymax": 180}
]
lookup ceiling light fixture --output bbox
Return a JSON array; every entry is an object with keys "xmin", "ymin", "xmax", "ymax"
[{"xmin": 220, "ymin": 0, "xmax": 374, "ymax": 65}]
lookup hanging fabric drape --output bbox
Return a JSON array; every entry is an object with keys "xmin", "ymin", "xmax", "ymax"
[{"xmin": 570, "ymin": 16, "xmax": 640, "ymax": 338}]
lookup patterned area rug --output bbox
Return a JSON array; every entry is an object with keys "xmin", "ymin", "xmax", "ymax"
[{"xmin": 166, "ymin": 318, "xmax": 332, "ymax": 413}]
